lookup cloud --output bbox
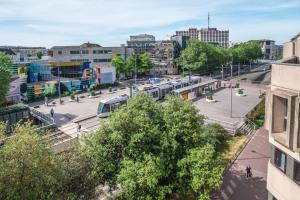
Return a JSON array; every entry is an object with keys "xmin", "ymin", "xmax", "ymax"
[{"xmin": 0, "ymin": 0, "xmax": 299, "ymax": 47}]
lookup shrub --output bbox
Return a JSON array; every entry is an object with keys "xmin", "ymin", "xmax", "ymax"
[
  {"xmin": 238, "ymin": 88, "xmax": 243, "ymax": 94},
  {"xmin": 90, "ymin": 90, "xmax": 95, "ymax": 96},
  {"xmin": 108, "ymin": 87, "xmax": 112, "ymax": 92},
  {"xmin": 207, "ymin": 93, "xmax": 213, "ymax": 100},
  {"xmin": 235, "ymin": 83, "xmax": 240, "ymax": 88}
]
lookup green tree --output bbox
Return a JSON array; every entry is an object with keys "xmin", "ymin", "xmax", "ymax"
[
  {"xmin": 177, "ymin": 145, "xmax": 224, "ymax": 200},
  {"xmin": 0, "ymin": 52, "xmax": 12, "ymax": 104},
  {"xmin": 139, "ymin": 53, "xmax": 152, "ymax": 73},
  {"xmin": 177, "ymin": 40, "xmax": 208, "ymax": 74},
  {"xmin": 112, "ymin": 54, "xmax": 126, "ymax": 79},
  {"xmin": 0, "ymin": 122, "xmax": 63, "ymax": 200},
  {"xmin": 37, "ymin": 51, "xmax": 43, "ymax": 59},
  {"xmin": 85, "ymin": 94, "xmax": 225, "ymax": 199}
]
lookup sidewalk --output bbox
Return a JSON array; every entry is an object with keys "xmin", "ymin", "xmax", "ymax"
[{"xmin": 213, "ymin": 128, "xmax": 270, "ymax": 200}]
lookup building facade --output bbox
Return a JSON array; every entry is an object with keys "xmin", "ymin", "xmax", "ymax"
[
  {"xmin": 127, "ymin": 34, "xmax": 156, "ymax": 55},
  {"xmin": 265, "ymin": 33, "xmax": 300, "ymax": 200},
  {"xmin": 149, "ymin": 40, "xmax": 180, "ymax": 75},
  {"xmin": 250, "ymin": 39, "xmax": 280, "ymax": 60},
  {"xmin": 175, "ymin": 28, "xmax": 229, "ymax": 48},
  {"xmin": 198, "ymin": 28, "xmax": 229, "ymax": 48},
  {"xmin": 0, "ymin": 46, "xmax": 47, "ymax": 63},
  {"xmin": 50, "ymin": 42, "xmax": 134, "ymax": 84}
]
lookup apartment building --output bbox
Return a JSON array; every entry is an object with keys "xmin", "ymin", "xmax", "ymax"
[
  {"xmin": 176, "ymin": 28, "xmax": 199, "ymax": 40},
  {"xmin": 250, "ymin": 39, "xmax": 282, "ymax": 60},
  {"xmin": 175, "ymin": 28, "xmax": 229, "ymax": 48},
  {"xmin": 126, "ymin": 34, "xmax": 156, "ymax": 55},
  {"xmin": 265, "ymin": 33, "xmax": 300, "ymax": 200},
  {"xmin": 149, "ymin": 40, "xmax": 180, "ymax": 75}
]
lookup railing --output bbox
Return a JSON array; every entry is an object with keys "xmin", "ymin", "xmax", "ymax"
[
  {"xmin": 30, "ymin": 108, "xmax": 55, "ymax": 126},
  {"xmin": 204, "ymin": 117, "xmax": 242, "ymax": 135}
]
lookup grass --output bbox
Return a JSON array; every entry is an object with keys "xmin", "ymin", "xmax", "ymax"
[{"xmin": 218, "ymin": 135, "xmax": 248, "ymax": 162}]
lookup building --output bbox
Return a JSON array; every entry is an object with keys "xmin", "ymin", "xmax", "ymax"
[
  {"xmin": 127, "ymin": 34, "xmax": 156, "ymax": 55},
  {"xmin": 50, "ymin": 42, "xmax": 134, "ymax": 84},
  {"xmin": 171, "ymin": 35, "xmax": 190, "ymax": 50},
  {"xmin": 198, "ymin": 28, "xmax": 229, "ymax": 48},
  {"xmin": 265, "ymin": 33, "xmax": 300, "ymax": 200},
  {"xmin": 149, "ymin": 40, "xmax": 180, "ymax": 75},
  {"xmin": 249, "ymin": 39, "xmax": 281, "ymax": 60},
  {"xmin": 0, "ymin": 46, "xmax": 47, "ymax": 63},
  {"xmin": 175, "ymin": 28, "xmax": 229, "ymax": 48}
]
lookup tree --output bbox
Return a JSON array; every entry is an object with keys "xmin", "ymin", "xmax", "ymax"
[
  {"xmin": 0, "ymin": 122, "xmax": 63, "ymax": 200},
  {"xmin": 138, "ymin": 53, "xmax": 152, "ymax": 73},
  {"xmin": 37, "ymin": 51, "xmax": 43, "ymax": 59},
  {"xmin": 0, "ymin": 52, "xmax": 12, "ymax": 104},
  {"xmin": 112, "ymin": 54, "xmax": 126, "ymax": 79},
  {"xmin": 177, "ymin": 40, "xmax": 208, "ymax": 74},
  {"xmin": 85, "ymin": 94, "xmax": 225, "ymax": 199}
]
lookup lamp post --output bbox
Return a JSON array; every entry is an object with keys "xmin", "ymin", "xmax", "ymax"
[{"xmin": 230, "ymin": 84, "xmax": 233, "ymax": 118}]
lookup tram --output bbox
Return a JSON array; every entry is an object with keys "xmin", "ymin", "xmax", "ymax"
[{"xmin": 97, "ymin": 94, "xmax": 129, "ymax": 117}]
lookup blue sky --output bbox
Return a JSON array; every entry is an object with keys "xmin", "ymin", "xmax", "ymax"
[{"xmin": 0, "ymin": 0, "xmax": 299, "ymax": 47}]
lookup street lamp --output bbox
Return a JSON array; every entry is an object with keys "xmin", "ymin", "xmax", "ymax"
[{"xmin": 57, "ymin": 61, "xmax": 62, "ymax": 104}]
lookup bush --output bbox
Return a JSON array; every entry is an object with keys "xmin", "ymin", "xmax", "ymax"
[
  {"xmin": 235, "ymin": 83, "xmax": 240, "ymax": 88},
  {"xmin": 90, "ymin": 90, "xmax": 95, "ymax": 96},
  {"xmin": 108, "ymin": 87, "xmax": 112, "ymax": 92},
  {"xmin": 238, "ymin": 88, "xmax": 243, "ymax": 94},
  {"xmin": 207, "ymin": 93, "xmax": 213, "ymax": 100}
]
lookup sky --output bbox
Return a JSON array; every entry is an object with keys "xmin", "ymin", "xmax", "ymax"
[{"xmin": 0, "ymin": 0, "xmax": 299, "ymax": 48}]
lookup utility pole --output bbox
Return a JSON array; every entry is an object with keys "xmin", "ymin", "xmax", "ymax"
[
  {"xmin": 134, "ymin": 53, "xmax": 137, "ymax": 86},
  {"xmin": 230, "ymin": 84, "xmax": 233, "ymax": 118},
  {"xmin": 221, "ymin": 65, "xmax": 224, "ymax": 80},
  {"xmin": 58, "ymin": 64, "xmax": 62, "ymax": 104}
]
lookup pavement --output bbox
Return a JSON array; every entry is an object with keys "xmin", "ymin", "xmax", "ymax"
[
  {"xmin": 213, "ymin": 128, "xmax": 270, "ymax": 200},
  {"xmin": 193, "ymin": 85, "xmax": 264, "ymax": 125}
]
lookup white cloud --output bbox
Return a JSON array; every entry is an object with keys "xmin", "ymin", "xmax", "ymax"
[{"xmin": 0, "ymin": 0, "xmax": 299, "ymax": 47}]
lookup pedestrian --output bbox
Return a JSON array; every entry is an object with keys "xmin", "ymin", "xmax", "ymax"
[
  {"xmin": 50, "ymin": 108, "xmax": 54, "ymax": 118},
  {"xmin": 45, "ymin": 96, "xmax": 48, "ymax": 106},
  {"xmin": 246, "ymin": 165, "xmax": 252, "ymax": 178},
  {"xmin": 76, "ymin": 96, "xmax": 79, "ymax": 102},
  {"xmin": 77, "ymin": 123, "xmax": 81, "ymax": 132}
]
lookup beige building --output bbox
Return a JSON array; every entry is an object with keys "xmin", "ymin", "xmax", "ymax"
[
  {"xmin": 175, "ymin": 27, "xmax": 229, "ymax": 48},
  {"xmin": 266, "ymin": 33, "xmax": 300, "ymax": 200}
]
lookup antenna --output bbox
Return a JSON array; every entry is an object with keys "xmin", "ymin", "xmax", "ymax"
[{"xmin": 208, "ymin": 12, "xmax": 210, "ymax": 29}]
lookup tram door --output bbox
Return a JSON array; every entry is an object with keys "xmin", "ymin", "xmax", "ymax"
[{"xmin": 181, "ymin": 92, "xmax": 188, "ymax": 100}]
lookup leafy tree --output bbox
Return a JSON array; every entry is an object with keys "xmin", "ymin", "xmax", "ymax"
[
  {"xmin": 0, "ymin": 122, "xmax": 63, "ymax": 200},
  {"xmin": 58, "ymin": 144, "xmax": 98, "ymax": 199},
  {"xmin": 126, "ymin": 55, "xmax": 137, "ymax": 74},
  {"xmin": 112, "ymin": 54, "xmax": 126, "ymax": 79},
  {"xmin": 138, "ymin": 53, "xmax": 152, "ymax": 73},
  {"xmin": 37, "ymin": 51, "xmax": 43, "ymax": 59},
  {"xmin": 177, "ymin": 40, "xmax": 208, "ymax": 73},
  {"xmin": 177, "ymin": 145, "xmax": 224, "ymax": 200},
  {"xmin": 0, "ymin": 52, "xmax": 12, "ymax": 104},
  {"xmin": 85, "ymin": 94, "xmax": 225, "ymax": 199}
]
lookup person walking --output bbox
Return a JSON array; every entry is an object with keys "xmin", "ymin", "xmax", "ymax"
[
  {"xmin": 45, "ymin": 96, "xmax": 48, "ymax": 106},
  {"xmin": 77, "ymin": 123, "xmax": 81, "ymax": 132},
  {"xmin": 50, "ymin": 108, "xmax": 54, "ymax": 118},
  {"xmin": 246, "ymin": 165, "xmax": 252, "ymax": 178},
  {"xmin": 76, "ymin": 96, "xmax": 79, "ymax": 102}
]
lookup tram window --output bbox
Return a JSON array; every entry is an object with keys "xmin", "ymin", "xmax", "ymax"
[
  {"xmin": 111, "ymin": 103, "xmax": 121, "ymax": 112},
  {"xmin": 152, "ymin": 91, "xmax": 158, "ymax": 98},
  {"xmin": 102, "ymin": 104, "xmax": 110, "ymax": 113}
]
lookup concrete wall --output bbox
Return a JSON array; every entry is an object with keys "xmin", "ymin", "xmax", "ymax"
[
  {"xmin": 267, "ymin": 161, "xmax": 300, "ymax": 200},
  {"xmin": 271, "ymin": 64, "xmax": 300, "ymax": 92},
  {"xmin": 283, "ymin": 42, "xmax": 294, "ymax": 59}
]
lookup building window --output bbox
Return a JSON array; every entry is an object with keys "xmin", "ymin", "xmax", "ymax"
[
  {"xmin": 274, "ymin": 148, "xmax": 286, "ymax": 172},
  {"xmin": 272, "ymin": 95, "xmax": 288, "ymax": 133},
  {"xmin": 93, "ymin": 50, "xmax": 112, "ymax": 54},
  {"xmin": 70, "ymin": 50, "xmax": 80, "ymax": 54},
  {"xmin": 82, "ymin": 50, "xmax": 89, "ymax": 54},
  {"xmin": 93, "ymin": 59, "xmax": 111, "ymax": 62},
  {"xmin": 294, "ymin": 160, "xmax": 300, "ymax": 185},
  {"xmin": 58, "ymin": 51, "xmax": 62, "ymax": 55}
]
